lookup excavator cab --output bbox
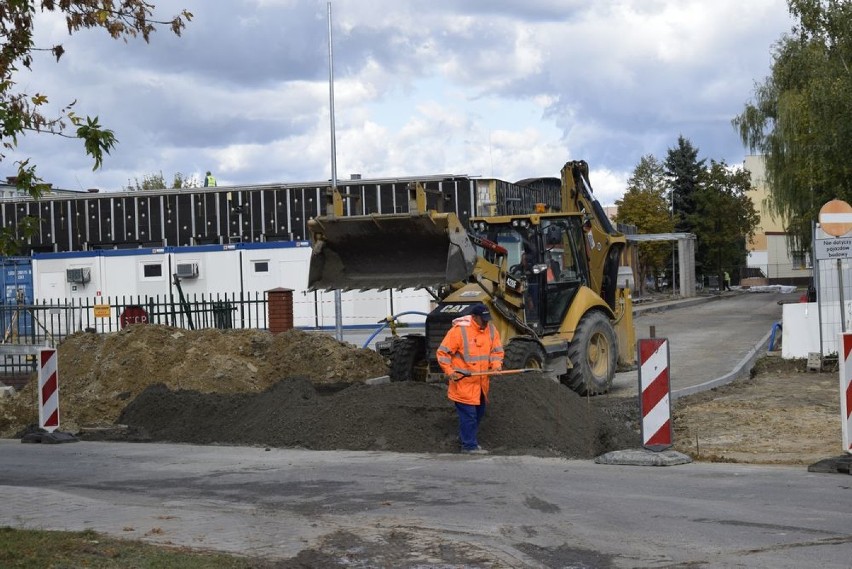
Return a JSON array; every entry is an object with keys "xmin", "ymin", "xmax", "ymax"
[{"xmin": 469, "ymin": 214, "xmax": 590, "ymax": 334}]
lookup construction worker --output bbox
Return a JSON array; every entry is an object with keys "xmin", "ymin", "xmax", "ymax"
[
  {"xmin": 204, "ymin": 171, "xmax": 217, "ymax": 187},
  {"xmin": 436, "ymin": 303, "xmax": 504, "ymax": 454}
]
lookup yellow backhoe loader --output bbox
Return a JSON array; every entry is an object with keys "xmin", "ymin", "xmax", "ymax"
[{"xmin": 308, "ymin": 160, "xmax": 635, "ymax": 395}]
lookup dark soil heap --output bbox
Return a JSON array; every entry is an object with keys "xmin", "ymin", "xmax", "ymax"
[
  {"xmin": 114, "ymin": 376, "xmax": 638, "ymax": 457},
  {"xmin": 1, "ymin": 324, "xmax": 640, "ymax": 458}
]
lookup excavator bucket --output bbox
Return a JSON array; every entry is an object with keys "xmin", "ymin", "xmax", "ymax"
[{"xmin": 307, "ymin": 211, "xmax": 477, "ymax": 290}]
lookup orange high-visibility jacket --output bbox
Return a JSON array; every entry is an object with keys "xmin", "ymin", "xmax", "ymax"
[{"xmin": 436, "ymin": 315, "xmax": 504, "ymax": 405}]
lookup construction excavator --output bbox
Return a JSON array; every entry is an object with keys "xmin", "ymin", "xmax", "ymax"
[{"xmin": 307, "ymin": 160, "xmax": 635, "ymax": 395}]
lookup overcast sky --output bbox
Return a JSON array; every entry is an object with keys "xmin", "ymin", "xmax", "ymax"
[{"xmin": 9, "ymin": 0, "xmax": 794, "ymax": 205}]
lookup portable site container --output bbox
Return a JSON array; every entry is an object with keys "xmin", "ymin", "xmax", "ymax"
[{"xmin": 27, "ymin": 242, "xmax": 432, "ymax": 332}]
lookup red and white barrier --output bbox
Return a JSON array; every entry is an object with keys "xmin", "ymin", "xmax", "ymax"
[
  {"xmin": 638, "ymin": 338, "xmax": 672, "ymax": 451},
  {"xmin": 839, "ymin": 334, "xmax": 852, "ymax": 454},
  {"xmin": 38, "ymin": 348, "xmax": 60, "ymax": 433}
]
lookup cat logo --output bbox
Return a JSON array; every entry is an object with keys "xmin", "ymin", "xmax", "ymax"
[{"xmin": 440, "ymin": 305, "xmax": 467, "ymax": 314}]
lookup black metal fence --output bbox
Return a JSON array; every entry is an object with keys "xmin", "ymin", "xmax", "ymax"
[{"xmin": 0, "ymin": 292, "xmax": 269, "ymax": 376}]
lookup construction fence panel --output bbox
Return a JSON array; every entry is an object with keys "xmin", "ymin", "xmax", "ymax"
[{"xmin": 814, "ymin": 257, "xmax": 852, "ymax": 357}]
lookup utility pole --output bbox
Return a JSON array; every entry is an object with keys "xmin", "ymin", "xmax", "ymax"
[{"xmin": 327, "ymin": 2, "xmax": 343, "ymax": 341}]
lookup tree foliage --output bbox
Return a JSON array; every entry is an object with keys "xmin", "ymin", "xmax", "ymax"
[
  {"xmin": 0, "ymin": 1, "xmax": 192, "ymax": 255},
  {"xmin": 614, "ymin": 155, "xmax": 675, "ymax": 294},
  {"xmin": 664, "ymin": 136, "xmax": 705, "ymax": 234},
  {"xmin": 733, "ymin": 0, "xmax": 852, "ymax": 253},
  {"xmin": 124, "ymin": 171, "xmax": 199, "ymax": 191},
  {"xmin": 623, "ymin": 143, "xmax": 760, "ymax": 291},
  {"xmin": 691, "ymin": 161, "xmax": 761, "ymax": 283}
]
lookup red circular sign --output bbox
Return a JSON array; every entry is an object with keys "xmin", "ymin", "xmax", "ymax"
[
  {"xmin": 120, "ymin": 306, "xmax": 149, "ymax": 329},
  {"xmin": 819, "ymin": 199, "xmax": 852, "ymax": 237}
]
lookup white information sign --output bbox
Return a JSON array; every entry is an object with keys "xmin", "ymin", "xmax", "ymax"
[{"xmin": 815, "ymin": 237, "xmax": 852, "ymax": 261}]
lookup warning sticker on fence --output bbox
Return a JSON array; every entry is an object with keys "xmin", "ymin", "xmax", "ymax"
[{"xmin": 93, "ymin": 305, "xmax": 111, "ymax": 318}]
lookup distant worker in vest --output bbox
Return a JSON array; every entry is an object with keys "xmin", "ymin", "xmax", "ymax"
[
  {"xmin": 436, "ymin": 303, "xmax": 504, "ymax": 455},
  {"xmin": 724, "ymin": 271, "xmax": 732, "ymax": 291},
  {"xmin": 204, "ymin": 171, "xmax": 217, "ymax": 187}
]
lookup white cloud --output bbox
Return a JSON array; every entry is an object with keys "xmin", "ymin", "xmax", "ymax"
[{"xmin": 5, "ymin": 0, "xmax": 794, "ymax": 205}]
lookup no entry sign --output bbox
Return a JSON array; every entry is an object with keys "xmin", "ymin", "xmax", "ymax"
[{"xmin": 819, "ymin": 199, "xmax": 852, "ymax": 237}]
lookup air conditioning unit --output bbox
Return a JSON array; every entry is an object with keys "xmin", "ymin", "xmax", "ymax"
[
  {"xmin": 175, "ymin": 263, "xmax": 199, "ymax": 278},
  {"xmin": 66, "ymin": 268, "xmax": 91, "ymax": 284}
]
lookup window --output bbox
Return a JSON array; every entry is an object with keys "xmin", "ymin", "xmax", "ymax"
[
  {"xmin": 253, "ymin": 261, "xmax": 269, "ymax": 273},
  {"xmin": 791, "ymin": 251, "xmax": 812, "ymax": 270},
  {"xmin": 143, "ymin": 263, "xmax": 163, "ymax": 278}
]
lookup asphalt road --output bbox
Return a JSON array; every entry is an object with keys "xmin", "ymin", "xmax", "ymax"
[{"xmin": 1, "ymin": 441, "xmax": 850, "ymax": 568}]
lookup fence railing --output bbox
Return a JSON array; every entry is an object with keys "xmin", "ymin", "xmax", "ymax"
[{"xmin": 0, "ymin": 292, "xmax": 269, "ymax": 376}]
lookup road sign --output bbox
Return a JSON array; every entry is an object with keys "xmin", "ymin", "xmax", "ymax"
[
  {"xmin": 815, "ymin": 237, "xmax": 852, "ymax": 260},
  {"xmin": 819, "ymin": 199, "xmax": 852, "ymax": 237},
  {"xmin": 119, "ymin": 305, "xmax": 149, "ymax": 328}
]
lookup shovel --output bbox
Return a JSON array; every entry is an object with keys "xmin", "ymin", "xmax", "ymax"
[{"xmin": 458, "ymin": 368, "xmax": 541, "ymax": 378}]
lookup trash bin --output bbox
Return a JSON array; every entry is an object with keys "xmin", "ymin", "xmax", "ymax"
[{"xmin": 212, "ymin": 301, "xmax": 233, "ymax": 329}]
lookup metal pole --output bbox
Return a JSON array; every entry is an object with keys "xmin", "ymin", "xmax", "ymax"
[
  {"xmin": 327, "ymin": 2, "xmax": 343, "ymax": 341},
  {"xmin": 671, "ymin": 189, "xmax": 676, "ymax": 295},
  {"xmin": 839, "ymin": 258, "xmax": 846, "ymax": 332},
  {"xmin": 814, "ymin": 220, "xmax": 824, "ymax": 355}
]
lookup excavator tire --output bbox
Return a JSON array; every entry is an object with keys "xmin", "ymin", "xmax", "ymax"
[
  {"xmin": 388, "ymin": 336, "xmax": 428, "ymax": 382},
  {"xmin": 564, "ymin": 311, "xmax": 617, "ymax": 396},
  {"xmin": 503, "ymin": 339, "xmax": 545, "ymax": 370}
]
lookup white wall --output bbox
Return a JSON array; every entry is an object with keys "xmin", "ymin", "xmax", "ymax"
[{"xmin": 30, "ymin": 243, "xmax": 432, "ymax": 329}]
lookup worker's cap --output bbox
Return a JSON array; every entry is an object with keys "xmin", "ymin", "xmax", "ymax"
[{"xmin": 467, "ymin": 303, "xmax": 491, "ymax": 321}]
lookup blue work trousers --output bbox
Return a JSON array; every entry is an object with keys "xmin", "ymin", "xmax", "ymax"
[{"xmin": 455, "ymin": 401, "xmax": 487, "ymax": 450}]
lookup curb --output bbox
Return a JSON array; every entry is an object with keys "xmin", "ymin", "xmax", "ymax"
[{"xmin": 633, "ymin": 294, "xmax": 721, "ymax": 317}]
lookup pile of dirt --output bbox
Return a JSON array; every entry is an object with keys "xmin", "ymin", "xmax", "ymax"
[
  {"xmin": 0, "ymin": 325, "xmax": 389, "ymax": 437},
  {"xmin": 0, "ymin": 324, "xmax": 639, "ymax": 458},
  {"xmin": 110, "ymin": 375, "xmax": 637, "ymax": 457}
]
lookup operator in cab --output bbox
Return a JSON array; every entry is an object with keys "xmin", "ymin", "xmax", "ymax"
[{"xmin": 436, "ymin": 303, "xmax": 504, "ymax": 455}]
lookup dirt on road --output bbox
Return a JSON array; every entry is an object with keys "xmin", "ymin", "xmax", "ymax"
[{"xmin": 0, "ymin": 324, "xmax": 844, "ymax": 465}]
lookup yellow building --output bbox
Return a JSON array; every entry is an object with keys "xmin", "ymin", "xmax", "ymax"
[{"xmin": 744, "ymin": 155, "xmax": 811, "ymax": 285}]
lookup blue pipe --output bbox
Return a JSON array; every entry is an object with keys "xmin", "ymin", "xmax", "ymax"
[
  {"xmin": 768, "ymin": 321, "xmax": 782, "ymax": 351},
  {"xmin": 362, "ymin": 311, "xmax": 429, "ymax": 349}
]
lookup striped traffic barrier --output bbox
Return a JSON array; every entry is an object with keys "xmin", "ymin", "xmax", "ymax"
[
  {"xmin": 638, "ymin": 338, "xmax": 672, "ymax": 451},
  {"xmin": 840, "ymin": 333, "xmax": 852, "ymax": 454},
  {"xmin": 38, "ymin": 348, "xmax": 60, "ymax": 433}
]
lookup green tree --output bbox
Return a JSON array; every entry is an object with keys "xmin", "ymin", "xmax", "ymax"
[
  {"xmin": 664, "ymin": 136, "xmax": 705, "ymax": 234},
  {"xmin": 733, "ymin": 0, "xmax": 852, "ymax": 254},
  {"xmin": 691, "ymin": 161, "xmax": 760, "ymax": 286},
  {"xmin": 614, "ymin": 155, "xmax": 675, "ymax": 294},
  {"xmin": 124, "ymin": 171, "xmax": 200, "ymax": 191},
  {"xmin": 0, "ymin": 1, "xmax": 192, "ymax": 254}
]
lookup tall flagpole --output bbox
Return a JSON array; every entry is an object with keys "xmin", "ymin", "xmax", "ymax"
[{"xmin": 327, "ymin": 2, "xmax": 343, "ymax": 341}]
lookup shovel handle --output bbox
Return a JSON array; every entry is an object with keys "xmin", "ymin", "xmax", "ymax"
[{"xmin": 462, "ymin": 368, "xmax": 539, "ymax": 377}]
